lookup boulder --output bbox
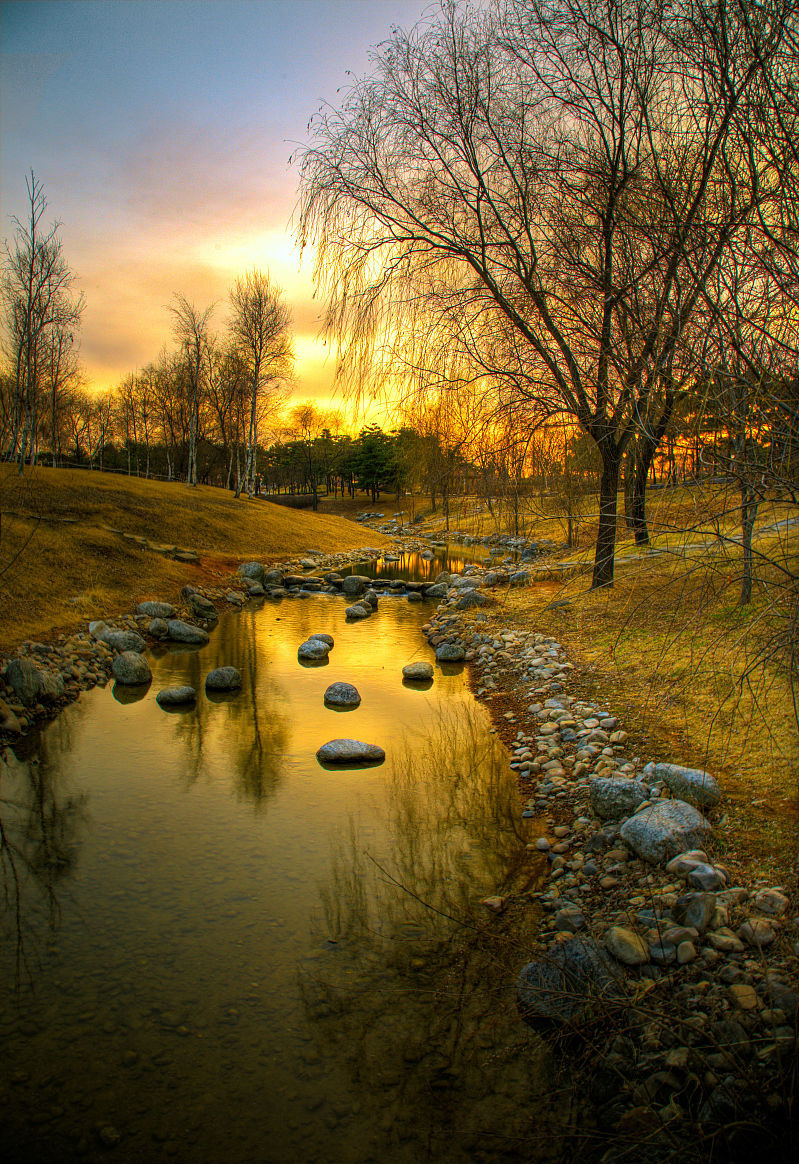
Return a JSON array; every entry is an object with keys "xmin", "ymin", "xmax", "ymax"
[
  {"xmin": 345, "ymin": 603, "xmax": 371, "ymax": 620},
  {"xmin": 189, "ymin": 593, "xmax": 218, "ymax": 622},
  {"xmin": 456, "ymin": 591, "xmax": 493, "ymax": 610},
  {"xmin": 156, "ymin": 686, "xmax": 196, "ymax": 707},
  {"xmin": 362, "ymin": 589, "xmax": 379, "ymax": 609},
  {"xmin": 112, "ymin": 652, "xmax": 151, "ymax": 685},
  {"xmin": 298, "ymin": 638, "xmax": 332, "ymax": 660},
  {"xmin": 642, "ymin": 761, "xmax": 721, "ymax": 809},
  {"xmin": 148, "ymin": 618, "xmax": 169, "ymax": 638},
  {"xmin": 671, "ymin": 892, "xmax": 717, "ymax": 934},
  {"xmin": 248, "ymin": 583, "xmax": 266, "ymax": 597},
  {"xmin": 604, "ymin": 926, "xmax": 650, "ymax": 965},
  {"xmin": 403, "ymin": 661, "xmax": 434, "ymax": 681},
  {"xmin": 517, "ymin": 939, "xmax": 621, "ymax": 1027},
  {"xmin": 0, "ymin": 697, "xmax": 22, "ymax": 733},
  {"xmin": 205, "ymin": 666, "xmax": 242, "ymax": 691},
  {"xmin": 263, "ymin": 569, "xmax": 284, "ymax": 586},
  {"xmin": 166, "ymin": 620, "xmax": 210, "ymax": 645},
  {"xmin": 5, "ymin": 658, "xmax": 64, "ymax": 705},
  {"xmin": 422, "ymin": 583, "xmax": 449, "ymax": 599},
  {"xmin": 316, "ymin": 739, "xmax": 385, "ymax": 764},
  {"xmin": 435, "ymin": 643, "xmax": 465, "ymax": 662},
  {"xmin": 590, "ymin": 777, "xmax": 650, "ymax": 821},
  {"xmin": 324, "ymin": 682, "xmax": 361, "ymax": 708},
  {"xmin": 136, "ymin": 601, "xmax": 176, "ymax": 619},
  {"xmin": 309, "ymin": 633, "xmax": 334, "ymax": 647},
  {"xmin": 238, "ymin": 562, "xmax": 265, "ymax": 582},
  {"xmin": 102, "ymin": 629, "xmax": 147, "ymax": 654},
  {"xmin": 619, "ymin": 799, "xmax": 712, "ymax": 864},
  {"xmin": 341, "ymin": 575, "xmax": 371, "ymax": 596}
]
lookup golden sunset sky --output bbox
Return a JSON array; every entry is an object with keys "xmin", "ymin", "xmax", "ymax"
[{"xmin": 1, "ymin": 0, "xmax": 435, "ymax": 412}]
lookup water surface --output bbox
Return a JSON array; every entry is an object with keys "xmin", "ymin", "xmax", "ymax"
[{"xmin": 1, "ymin": 595, "xmax": 552, "ymax": 1164}]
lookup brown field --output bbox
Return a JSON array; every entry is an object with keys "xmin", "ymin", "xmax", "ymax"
[{"xmin": 0, "ymin": 465, "xmax": 390, "ymax": 652}]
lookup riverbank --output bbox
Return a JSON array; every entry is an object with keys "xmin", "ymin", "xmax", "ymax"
[{"xmin": 419, "ymin": 567, "xmax": 798, "ymax": 1163}]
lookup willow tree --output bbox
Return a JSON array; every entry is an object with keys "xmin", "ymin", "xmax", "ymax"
[
  {"xmin": 298, "ymin": 0, "xmax": 790, "ymax": 587},
  {"xmin": 228, "ymin": 269, "xmax": 294, "ymax": 497}
]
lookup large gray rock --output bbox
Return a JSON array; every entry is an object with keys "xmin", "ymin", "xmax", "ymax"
[
  {"xmin": 403, "ymin": 661, "xmax": 434, "ymax": 680},
  {"xmin": 620, "ymin": 799, "xmax": 712, "ymax": 864},
  {"xmin": 345, "ymin": 603, "xmax": 371, "ymax": 620},
  {"xmin": 263, "ymin": 568, "xmax": 284, "ymax": 586},
  {"xmin": 167, "ymin": 620, "xmax": 210, "ymax": 645},
  {"xmin": 148, "ymin": 618, "xmax": 169, "ymax": 638},
  {"xmin": 324, "ymin": 682, "xmax": 361, "ymax": 708},
  {"xmin": 422, "ymin": 583, "xmax": 449, "ymax": 599},
  {"xmin": 316, "ymin": 739, "xmax": 385, "ymax": 764},
  {"xmin": 309, "ymin": 633, "xmax": 334, "ymax": 647},
  {"xmin": 112, "ymin": 651, "xmax": 151, "ymax": 685},
  {"xmin": 205, "ymin": 666, "xmax": 241, "ymax": 691},
  {"xmin": 156, "ymin": 686, "xmax": 196, "ymax": 707},
  {"xmin": 5, "ymin": 658, "xmax": 64, "ymax": 705},
  {"xmin": 238, "ymin": 562, "xmax": 265, "ymax": 583},
  {"xmin": 341, "ymin": 575, "xmax": 371, "ymax": 596},
  {"xmin": 189, "ymin": 593, "xmax": 218, "ymax": 622},
  {"xmin": 642, "ymin": 761, "xmax": 721, "ymax": 809},
  {"xmin": 456, "ymin": 591, "xmax": 493, "ymax": 610},
  {"xmin": 136, "ymin": 600, "xmax": 176, "ymax": 619},
  {"xmin": 517, "ymin": 939, "xmax": 621, "ymax": 1026},
  {"xmin": 435, "ymin": 643, "xmax": 465, "ymax": 662},
  {"xmin": 590, "ymin": 776, "xmax": 650, "ymax": 821},
  {"xmin": 102, "ymin": 629, "xmax": 147, "ymax": 654},
  {"xmin": 298, "ymin": 638, "xmax": 332, "ymax": 660}
]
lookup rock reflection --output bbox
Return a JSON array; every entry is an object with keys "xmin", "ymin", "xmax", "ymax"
[{"xmin": 302, "ymin": 706, "xmax": 566, "ymax": 1162}]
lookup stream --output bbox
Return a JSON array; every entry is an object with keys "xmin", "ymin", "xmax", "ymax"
[{"xmin": 0, "ymin": 562, "xmax": 558, "ymax": 1164}]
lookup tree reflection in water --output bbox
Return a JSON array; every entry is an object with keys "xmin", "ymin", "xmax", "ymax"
[
  {"xmin": 303, "ymin": 705, "xmax": 578, "ymax": 1163},
  {"xmin": 1, "ymin": 715, "xmax": 90, "ymax": 983}
]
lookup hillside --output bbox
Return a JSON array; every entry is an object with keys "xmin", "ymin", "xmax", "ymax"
[{"xmin": 0, "ymin": 465, "xmax": 389, "ymax": 652}]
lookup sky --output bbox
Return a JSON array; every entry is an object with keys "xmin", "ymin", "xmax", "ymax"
[{"xmin": 0, "ymin": 0, "xmax": 437, "ymax": 408}]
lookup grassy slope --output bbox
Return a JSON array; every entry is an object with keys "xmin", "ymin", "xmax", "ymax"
[
  {"xmin": 0, "ymin": 465, "xmax": 389, "ymax": 652},
  {"xmin": 469, "ymin": 532, "xmax": 798, "ymax": 875}
]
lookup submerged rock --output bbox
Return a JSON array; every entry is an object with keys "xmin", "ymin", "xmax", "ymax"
[{"xmin": 316, "ymin": 739, "xmax": 385, "ymax": 764}]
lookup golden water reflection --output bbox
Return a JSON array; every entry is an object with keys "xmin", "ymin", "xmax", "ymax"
[{"xmin": 0, "ymin": 597, "xmax": 567, "ymax": 1163}]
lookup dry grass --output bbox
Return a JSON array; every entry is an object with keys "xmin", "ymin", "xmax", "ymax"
[
  {"xmin": 0, "ymin": 465, "xmax": 389, "ymax": 652},
  {"xmin": 471, "ymin": 542, "xmax": 798, "ymax": 876}
]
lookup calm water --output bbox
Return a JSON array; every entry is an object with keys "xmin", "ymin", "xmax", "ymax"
[
  {"xmin": 340, "ymin": 545, "xmax": 515, "ymax": 581},
  {"xmin": 0, "ymin": 594, "xmax": 554, "ymax": 1164}
]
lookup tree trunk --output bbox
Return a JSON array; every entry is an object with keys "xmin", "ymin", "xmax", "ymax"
[
  {"xmin": 592, "ymin": 443, "xmax": 621, "ymax": 589},
  {"xmin": 740, "ymin": 483, "xmax": 758, "ymax": 605}
]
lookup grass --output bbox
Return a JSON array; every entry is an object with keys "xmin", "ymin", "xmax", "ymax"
[
  {"xmin": 464, "ymin": 532, "xmax": 798, "ymax": 875},
  {"xmin": 0, "ymin": 464, "xmax": 390, "ymax": 652}
]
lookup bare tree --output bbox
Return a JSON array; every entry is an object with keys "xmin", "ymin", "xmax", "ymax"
[
  {"xmin": 228, "ymin": 269, "xmax": 294, "ymax": 497},
  {"xmin": 2, "ymin": 172, "xmax": 84, "ymax": 471},
  {"xmin": 298, "ymin": 0, "xmax": 792, "ymax": 587},
  {"xmin": 168, "ymin": 294, "xmax": 214, "ymax": 487}
]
